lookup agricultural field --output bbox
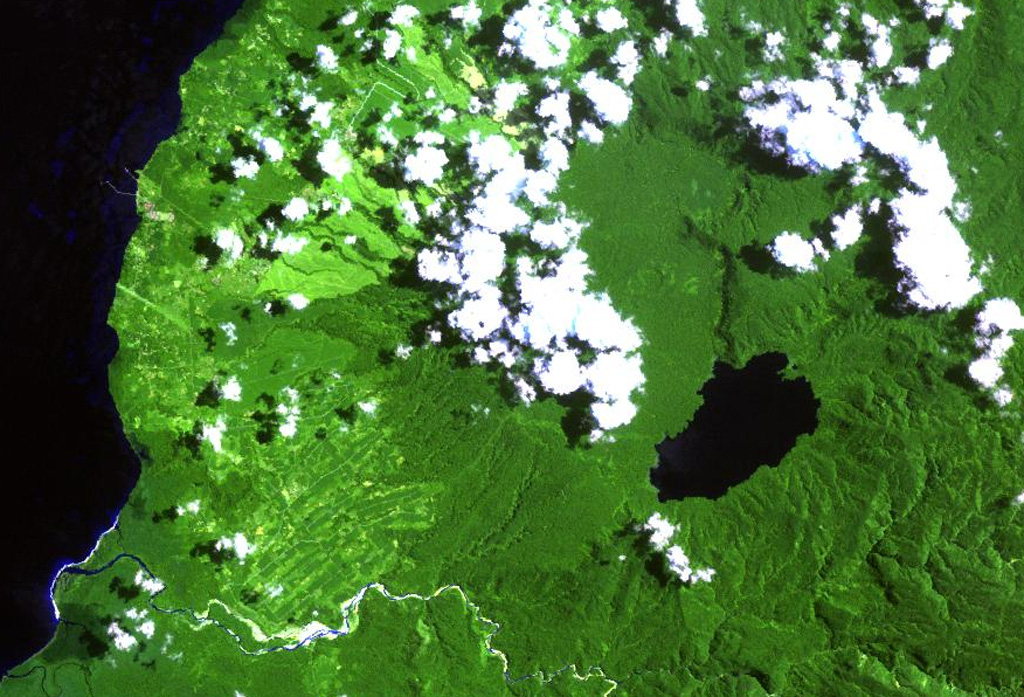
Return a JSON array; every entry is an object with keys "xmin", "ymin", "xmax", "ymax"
[{"xmin": 4, "ymin": 0, "xmax": 1024, "ymax": 695}]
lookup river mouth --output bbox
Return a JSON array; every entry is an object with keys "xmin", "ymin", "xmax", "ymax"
[{"xmin": 650, "ymin": 352, "xmax": 819, "ymax": 501}]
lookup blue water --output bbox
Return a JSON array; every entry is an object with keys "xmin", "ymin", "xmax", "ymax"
[{"xmin": 650, "ymin": 352, "xmax": 820, "ymax": 501}]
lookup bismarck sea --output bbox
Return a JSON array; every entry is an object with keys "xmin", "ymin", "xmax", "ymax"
[{"xmin": 0, "ymin": 0, "xmax": 244, "ymax": 675}]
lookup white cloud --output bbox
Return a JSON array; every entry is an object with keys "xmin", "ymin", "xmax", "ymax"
[
  {"xmin": 515, "ymin": 250, "xmax": 590, "ymax": 345},
  {"xmin": 643, "ymin": 514, "xmax": 715, "ymax": 584},
  {"xmin": 770, "ymin": 232, "xmax": 818, "ymax": 272},
  {"xmin": 763, "ymin": 31, "xmax": 785, "ymax": 62},
  {"xmin": 968, "ymin": 355, "xmax": 1003, "ymax": 388},
  {"xmin": 578, "ymin": 71, "xmax": 633, "ymax": 124},
  {"xmin": 231, "ymin": 156, "xmax": 258, "ymax": 179},
  {"xmin": 418, "ymin": 247, "xmax": 462, "ymax": 284},
  {"xmin": 459, "ymin": 229, "xmax": 507, "ymax": 293},
  {"xmin": 468, "ymin": 133, "xmax": 517, "ymax": 174},
  {"xmin": 578, "ymin": 120, "xmax": 604, "ymax": 144},
  {"xmin": 317, "ymin": 138, "xmax": 351, "ymax": 182},
  {"xmin": 977, "ymin": 298, "xmax": 1024, "ymax": 338},
  {"xmin": 655, "ymin": 29, "xmax": 671, "ymax": 56},
  {"xmin": 824, "ymin": 59, "xmax": 864, "ymax": 102},
  {"xmin": 536, "ymin": 349, "xmax": 586, "ymax": 394},
  {"xmin": 893, "ymin": 66, "xmax": 921, "ymax": 84},
  {"xmin": 861, "ymin": 14, "xmax": 893, "ymax": 67},
  {"xmin": 450, "ymin": 0, "xmax": 482, "ymax": 27},
  {"xmin": 407, "ymin": 17, "xmax": 647, "ymax": 430},
  {"xmin": 222, "ymin": 376, "xmax": 242, "ymax": 402},
  {"xmin": 524, "ymin": 169, "xmax": 559, "ymax": 205},
  {"xmin": 463, "ymin": 135, "xmax": 533, "ymax": 234},
  {"xmin": 671, "ymin": 0, "xmax": 707, "ymax": 37},
  {"xmin": 220, "ymin": 322, "xmax": 238, "ymax": 345},
  {"xmin": 870, "ymin": 28, "xmax": 893, "ymax": 67},
  {"xmin": 108, "ymin": 623, "xmax": 137, "ymax": 651},
  {"xmin": 277, "ymin": 387, "xmax": 301, "ymax": 437},
  {"xmin": 494, "ymin": 81, "xmax": 529, "ymax": 113},
  {"xmin": 969, "ymin": 298, "xmax": 1024, "ymax": 401},
  {"xmin": 468, "ymin": 190, "xmax": 530, "ymax": 235},
  {"xmin": 643, "ymin": 513, "xmax": 676, "ymax": 550},
  {"xmin": 216, "ymin": 532, "xmax": 255, "ymax": 561},
  {"xmin": 927, "ymin": 39, "xmax": 954, "ymax": 69},
  {"xmin": 612, "ymin": 40, "xmax": 641, "ymax": 85},
  {"xmin": 404, "ymin": 145, "xmax": 449, "ymax": 186},
  {"xmin": 889, "ymin": 197, "xmax": 981, "ymax": 309},
  {"xmin": 400, "ymin": 200, "xmax": 420, "ymax": 226},
  {"xmin": 515, "ymin": 377, "xmax": 538, "ymax": 403},
  {"xmin": 575, "ymin": 295, "xmax": 643, "ymax": 352},
  {"xmin": 537, "ymin": 91, "xmax": 572, "ymax": 134},
  {"xmin": 202, "ymin": 417, "xmax": 227, "ymax": 453},
  {"xmin": 529, "ymin": 217, "xmax": 582, "ymax": 249},
  {"xmin": 389, "ymin": 5, "xmax": 420, "ymax": 26},
  {"xmin": 665, "ymin": 545, "xmax": 716, "ymax": 584},
  {"xmin": 382, "ymin": 30, "xmax": 402, "ymax": 60},
  {"xmin": 288, "ymin": 293, "xmax": 310, "ymax": 310},
  {"xmin": 176, "ymin": 499, "xmax": 201, "ymax": 516},
  {"xmin": 215, "ymin": 229, "xmax": 244, "ymax": 262},
  {"xmin": 502, "ymin": 0, "xmax": 578, "ymax": 70},
  {"xmin": 745, "ymin": 38, "xmax": 979, "ymax": 309},
  {"xmin": 590, "ymin": 398, "xmax": 638, "ymax": 430},
  {"xmin": 595, "ymin": 7, "xmax": 628, "ymax": 32},
  {"xmin": 742, "ymin": 77, "xmax": 863, "ymax": 171},
  {"xmin": 585, "ymin": 349, "xmax": 644, "ymax": 429},
  {"xmin": 449, "ymin": 286, "xmax": 508, "ymax": 340},
  {"xmin": 254, "ymin": 133, "xmax": 284, "ymax": 162},
  {"xmin": 282, "ymin": 197, "xmax": 309, "ymax": 222},
  {"xmin": 316, "ymin": 44, "xmax": 338, "ymax": 71},
  {"xmin": 586, "ymin": 350, "xmax": 644, "ymax": 401},
  {"xmin": 856, "ymin": 89, "xmax": 980, "ymax": 309},
  {"xmin": 134, "ymin": 569, "xmax": 165, "ymax": 594},
  {"xmin": 737, "ymin": 1, "xmax": 990, "ymax": 319},
  {"xmin": 918, "ymin": 0, "xmax": 949, "ymax": 19},
  {"xmin": 946, "ymin": 2, "xmax": 973, "ymax": 30},
  {"xmin": 830, "ymin": 207, "xmax": 863, "ymax": 250},
  {"xmin": 653, "ymin": 30, "xmax": 671, "ymax": 56},
  {"xmin": 271, "ymin": 234, "xmax": 308, "ymax": 255},
  {"xmin": 540, "ymin": 137, "xmax": 570, "ymax": 173},
  {"xmin": 857, "ymin": 97, "xmax": 955, "ymax": 204},
  {"xmin": 233, "ymin": 533, "xmax": 254, "ymax": 560}
]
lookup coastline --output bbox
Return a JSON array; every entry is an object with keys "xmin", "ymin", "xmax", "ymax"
[{"xmin": 1, "ymin": 0, "xmax": 245, "ymax": 675}]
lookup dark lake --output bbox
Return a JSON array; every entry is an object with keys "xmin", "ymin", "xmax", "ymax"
[{"xmin": 650, "ymin": 352, "xmax": 819, "ymax": 501}]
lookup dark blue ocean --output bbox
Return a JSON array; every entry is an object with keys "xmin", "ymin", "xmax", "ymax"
[{"xmin": 1, "ymin": 0, "xmax": 244, "ymax": 674}]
